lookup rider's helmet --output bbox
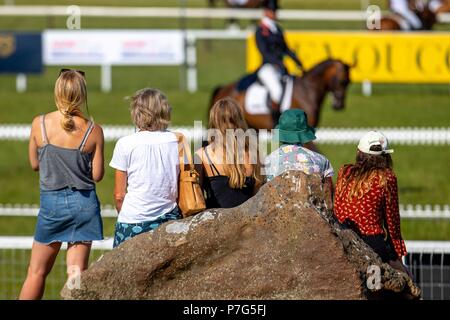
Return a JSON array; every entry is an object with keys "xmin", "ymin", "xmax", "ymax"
[{"xmin": 262, "ymin": 0, "xmax": 279, "ymax": 12}]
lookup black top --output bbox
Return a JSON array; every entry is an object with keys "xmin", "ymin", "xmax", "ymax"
[
  {"xmin": 255, "ymin": 21, "xmax": 303, "ymax": 74},
  {"xmin": 202, "ymin": 148, "xmax": 255, "ymax": 209}
]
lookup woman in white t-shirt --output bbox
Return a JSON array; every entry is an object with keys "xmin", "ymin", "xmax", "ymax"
[{"xmin": 110, "ymin": 88, "xmax": 182, "ymax": 247}]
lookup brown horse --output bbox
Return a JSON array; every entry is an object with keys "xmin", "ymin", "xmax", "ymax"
[
  {"xmin": 378, "ymin": 1, "xmax": 437, "ymax": 30},
  {"xmin": 434, "ymin": 0, "xmax": 450, "ymax": 13},
  {"xmin": 210, "ymin": 59, "xmax": 352, "ymax": 130}
]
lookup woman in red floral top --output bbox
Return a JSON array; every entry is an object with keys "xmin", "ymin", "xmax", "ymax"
[{"xmin": 334, "ymin": 131, "xmax": 409, "ymax": 274}]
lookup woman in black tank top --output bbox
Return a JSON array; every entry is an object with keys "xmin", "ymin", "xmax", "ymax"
[
  {"xmin": 195, "ymin": 98, "xmax": 262, "ymax": 208},
  {"xmin": 201, "ymin": 147, "xmax": 256, "ymax": 208}
]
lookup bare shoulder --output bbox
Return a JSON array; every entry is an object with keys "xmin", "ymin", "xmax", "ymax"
[
  {"xmin": 195, "ymin": 146, "xmax": 204, "ymax": 156},
  {"xmin": 194, "ymin": 147, "xmax": 206, "ymax": 162},
  {"xmin": 30, "ymin": 114, "xmax": 44, "ymax": 136},
  {"xmin": 31, "ymin": 115, "xmax": 41, "ymax": 128},
  {"xmin": 90, "ymin": 123, "xmax": 104, "ymax": 138}
]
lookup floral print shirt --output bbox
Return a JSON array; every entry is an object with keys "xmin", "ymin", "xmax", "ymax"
[
  {"xmin": 264, "ymin": 144, "xmax": 334, "ymax": 181},
  {"xmin": 333, "ymin": 165, "xmax": 407, "ymax": 259}
]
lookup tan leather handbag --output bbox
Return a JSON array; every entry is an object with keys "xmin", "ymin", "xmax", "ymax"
[{"xmin": 175, "ymin": 133, "xmax": 206, "ymax": 217}]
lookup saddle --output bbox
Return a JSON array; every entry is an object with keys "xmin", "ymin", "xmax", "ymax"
[
  {"xmin": 236, "ymin": 72, "xmax": 259, "ymax": 92},
  {"xmin": 242, "ymin": 73, "xmax": 294, "ymax": 125}
]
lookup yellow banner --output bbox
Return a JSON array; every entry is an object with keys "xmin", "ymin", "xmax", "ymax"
[{"xmin": 247, "ymin": 32, "xmax": 450, "ymax": 83}]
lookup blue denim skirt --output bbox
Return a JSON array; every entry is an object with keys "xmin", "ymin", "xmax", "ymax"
[
  {"xmin": 113, "ymin": 206, "xmax": 181, "ymax": 248},
  {"xmin": 34, "ymin": 187, "xmax": 104, "ymax": 244}
]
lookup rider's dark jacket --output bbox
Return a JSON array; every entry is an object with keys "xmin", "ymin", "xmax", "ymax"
[{"xmin": 255, "ymin": 20, "xmax": 303, "ymax": 75}]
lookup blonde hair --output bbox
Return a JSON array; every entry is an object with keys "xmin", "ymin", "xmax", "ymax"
[
  {"xmin": 208, "ymin": 98, "xmax": 260, "ymax": 189},
  {"xmin": 54, "ymin": 70, "xmax": 88, "ymax": 132},
  {"xmin": 130, "ymin": 88, "xmax": 171, "ymax": 131}
]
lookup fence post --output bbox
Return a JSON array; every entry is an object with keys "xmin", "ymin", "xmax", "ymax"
[
  {"xmin": 186, "ymin": 35, "xmax": 198, "ymax": 93},
  {"xmin": 101, "ymin": 64, "xmax": 112, "ymax": 93},
  {"xmin": 362, "ymin": 80, "xmax": 372, "ymax": 96},
  {"xmin": 16, "ymin": 73, "xmax": 27, "ymax": 93}
]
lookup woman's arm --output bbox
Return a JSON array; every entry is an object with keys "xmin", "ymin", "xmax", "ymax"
[
  {"xmin": 28, "ymin": 116, "xmax": 40, "ymax": 171},
  {"xmin": 384, "ymin": 172, "xmax": 407, "ymax": 259},
  {"xmin": 114, "ymin": 169, "xmax": 127, "ymax": 213},
  {"xmin": 91, "ymin": 124, "xmax": 105, "ymax": 183}
]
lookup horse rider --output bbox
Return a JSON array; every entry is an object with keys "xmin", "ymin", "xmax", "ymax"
[
  {"xmin": 255, "ymin": 0, "xmax": 304, "ymax": 115},
  {"xmin": 389, "ymin": 0, "xmax": 423, "ymax": 30}
]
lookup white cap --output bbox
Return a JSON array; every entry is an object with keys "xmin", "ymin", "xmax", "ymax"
[{"xmin": 357, "ymin": 131, "xmax": 394, "ymax": 155}]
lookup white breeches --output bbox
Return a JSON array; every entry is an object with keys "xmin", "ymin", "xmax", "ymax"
[
  {"xmin": 429, "ymin": 0, "xmax": 443, "ymax": 13},
  {"xmin": 390, "ymin": 0, "xmax": 423, "ymax": 29},
  {"xmin": 257, "ymin": 64, "xmax": 283, "ymax": 104}
]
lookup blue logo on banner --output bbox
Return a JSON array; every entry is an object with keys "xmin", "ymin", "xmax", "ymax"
[{"xmin": 0, "ymin": 32, "xmax": 42, "ymax": 74}]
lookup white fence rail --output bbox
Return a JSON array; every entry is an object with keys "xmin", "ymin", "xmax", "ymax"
[
  {"xmin": 0, "ymin": 6, "xmax": 449, "ymax": 23},
  {"xmin": 0, "ymin": 204, "xmax": 449, "ymax": 219},
  {"xmin": 0, "ymin": 236, "xmax": 113, "ymax": 250},
  {"xmin": 0, "ymin": 236, "xmax": 444, "ymax": 251},
  {"xmin": 0, "ymin": 125, "xmax": 449, "ymax": 145}
]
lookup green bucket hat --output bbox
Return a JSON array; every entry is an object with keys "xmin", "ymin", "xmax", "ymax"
[{"xmin": 275, "ymin": 109, "xmax": 316, "ymax": 144}]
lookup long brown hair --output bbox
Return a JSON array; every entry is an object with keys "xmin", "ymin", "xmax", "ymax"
[
  {"xmin": 336, "ymin": 145, "xmax": 393, "ymax": 201},
  {"xmin": 208, "ymin": 98, "xmax": 260, "ymax": 189},
  {"xmin": 54, "ymin": 70, "xmax": 88, "ymax": 131}
]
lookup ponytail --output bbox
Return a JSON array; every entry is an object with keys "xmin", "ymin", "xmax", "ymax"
[{"xmin": 54, "ymin": 70, "xmax": 88, "ymax": 132}]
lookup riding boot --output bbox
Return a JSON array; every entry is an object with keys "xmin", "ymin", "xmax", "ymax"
[{"xmin": 271, "ymin": 101, "xmax": 281, "ymax": 126}]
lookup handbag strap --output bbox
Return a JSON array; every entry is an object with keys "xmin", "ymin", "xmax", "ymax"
[{"xmin": 174, "ymin": 132, "xmax": 193, "ymax": 169}]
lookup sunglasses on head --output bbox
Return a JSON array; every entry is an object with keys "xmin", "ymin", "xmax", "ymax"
[{"xmin": 59, "ymin": 68, "xmax": 85, "ymax": 77}]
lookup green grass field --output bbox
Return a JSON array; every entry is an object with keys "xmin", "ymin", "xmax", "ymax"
[{"xmin": 0, "ymin": 0, "xmax": 449, "ymax": 300}]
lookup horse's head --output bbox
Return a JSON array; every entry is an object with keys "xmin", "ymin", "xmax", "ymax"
[{"xmin": 326, "ymin": 61, "xmax": 351, "ymax": 111}]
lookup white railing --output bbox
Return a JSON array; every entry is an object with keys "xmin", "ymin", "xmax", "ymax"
[
  {"xmin": 0, "ymin": 203, "xmax": 449, "ymax": 219},
  {"xmin": 0, "ymin": 125, "xmax": 449, "ymax": 145},
  {"xmin": 0, "ymin": 236, "xmax": 113, "ymax": 250},
  {"xmin": 0, "ymin": 236, "xmax": 443, "ymax": 251},
  {"xmin": 0, "ymin": 6, "xmax": 449, "ymax": 23}
]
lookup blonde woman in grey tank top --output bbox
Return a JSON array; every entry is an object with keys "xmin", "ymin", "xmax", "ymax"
[{"xmin": 19, "ymin": 69, "xmax": 105, "ymax": 300}]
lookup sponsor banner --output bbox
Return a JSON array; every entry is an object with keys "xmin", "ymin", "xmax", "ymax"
[
  {"xmin": 0, "ymin": 32, "xmax": 42, "ymax": 74},
  {"xmin": 247, "ymin": 32, "xmax": 450, "ymax": 83},
  {"xmin": 43, "ymin": 30, "xmax": 184, "ymax": 66}
]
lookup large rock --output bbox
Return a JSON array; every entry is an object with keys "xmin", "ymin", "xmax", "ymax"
[{"xmin": 61, "ymin": 171, "xmax": 421, "ymax": 300}]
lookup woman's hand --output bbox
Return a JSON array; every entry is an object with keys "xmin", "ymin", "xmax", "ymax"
[{"xmin": 114, "ymin": 169, "xmax": 127, "ymax": 214}]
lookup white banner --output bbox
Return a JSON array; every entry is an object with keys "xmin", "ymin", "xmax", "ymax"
[{"xmin": 43, "ymin": 30, "xmax": 184, "ymax": 66}]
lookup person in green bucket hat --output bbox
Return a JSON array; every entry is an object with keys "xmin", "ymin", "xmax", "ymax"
[
  {"xmin": 264, "ymin": 109, "xmax": 334, "ymax": 193},
  {"xmin": 275, "ymin": 109, "xmax": 317, "ymax": 146}
]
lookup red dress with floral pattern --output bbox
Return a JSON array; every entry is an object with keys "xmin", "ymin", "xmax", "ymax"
[{"xmin": 333, "ymin": 165, "xmax": 407, "ymax": 259}]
